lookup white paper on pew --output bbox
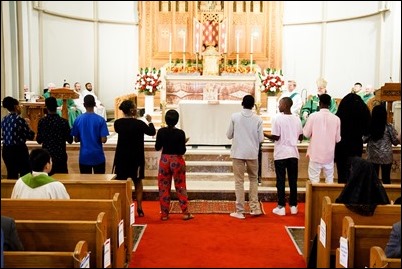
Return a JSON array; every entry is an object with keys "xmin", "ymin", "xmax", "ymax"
[
  {"xmin": 339, "ymin": 236, "xmax": 348, "ymax": 268},
  {"xmin": 103, "ymin": 238, "xmax": 111, "ymax": 268},
  {"xmin": 118, "ymin": 219, "xmax": 125, "ymax": 247},
  {"xmin": 319, "ymin": 218, "xmax": 326, "ymax": 247},
  {"xmin": 80, "ymin": 252, "xmax": 90, "ymax": 268},
  {"xmin": 130, "ymin": 203, "xmax": 135, "ymax": 225}
]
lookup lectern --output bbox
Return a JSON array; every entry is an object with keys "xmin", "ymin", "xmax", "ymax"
[
  {"xmin": 50, "ymin": 88, "xmax": 79, "ymax": 120},
  {"xmin": 373, "ymin": 83, "xmax": 401, "ymax": 123}
]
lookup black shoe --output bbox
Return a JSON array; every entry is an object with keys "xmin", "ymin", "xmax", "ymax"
[{"xmin": 137, "ymin": 208, "xmax": 144, "ymax": 217}]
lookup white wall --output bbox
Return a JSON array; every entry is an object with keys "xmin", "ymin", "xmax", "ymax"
[
  {"xmin": 1, "ymin": 1, "xmax": 400, "ymax": 113},
  {"xmin": 282, "ymin": 1, "xmax": 401, "ymax": 99}
]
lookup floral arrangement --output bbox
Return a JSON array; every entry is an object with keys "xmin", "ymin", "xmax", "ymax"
[
  {"xmin": 258, "ymin": 68, "xmax": 284, "ymax": 96},
  {"xmin": 135, "ymin": 67, "xmax": 162, "ymax": 95}
]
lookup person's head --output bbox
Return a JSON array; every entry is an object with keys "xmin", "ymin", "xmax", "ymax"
[
  {"xmin": 287, "ymin": 80, "xmax": 297, "ymax": 92},
  {"xmin": 45, "ymin": 96, "xmax": 58, "ymax": 113},
  {"xmin": 63, "ymin": 82, "xmax": 70, "ymax": 88},
  {"xmin": 47, "ymin": 82, "xmax": 56, "ymax": 91},
  {"xmin": 336, "ymin": 92, "xmax": 371, "ymax": 137},
  {"xmin": 370, "ymin": 104, "xmax": 388, "ymax": 141},
  {"xmin": 29, "ymin": 148, "xmax": 52, "ymax": 173},
  {"xmin": 2, "ymin": 96, "xmax": 20, "ymax": 113},
  {"xmin": 83, "ymin": 95, "xmax": 96, "ymax": 108},
  {"xmin": 85, "ymin": 82, "xmax": 92, "ymax": 91},
  {"xmin": 364, "ymin": 84, "xmax": 375, "ymax": 94},
  {"xmin": 319, "ymin": 93, "xmax": 331, "ymax": 109},
  {"xmin": 165, "ymin": 109, "xmax": 179, "ymax": 127},
  {"xmin": 316, "ymin": 78, "xmax": 327, "ymax": 95},
  {"xmin": 241, "ymin": 94, "xmax": 255, "ymax": 109},
  {"xmin": 353, "ymin": 82, "xmax": 362, "ymax": 93},
  {"xmin": 74, "ymin": 82, "xmax": 81, "ymax": 91},
  {"xmin": 119, "ymin": 100, "xmax": 136, "ymax": 116},
  {"xmin": 278, "ymin": 97, "xmax": 293, "ymax": 113}
]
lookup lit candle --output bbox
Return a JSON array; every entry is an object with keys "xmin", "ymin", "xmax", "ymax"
[
  {"xmin": 169, "ymin": 33, "xmax": 172, "ymax": 53},
  {"xmin": 250, "ymin": 34, "xmax": 253, "ymax": 53},
  {"xmin": 236, "ymin": 32, "xmax": 240, "ymax": 53}
]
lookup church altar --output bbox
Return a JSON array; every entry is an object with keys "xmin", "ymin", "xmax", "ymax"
[
  {"xmin": 178, "ymin": 100, "xmax": 242, "ymax": 145},
  {"xmin": 162, "ymin": 72, "xmax": 262, "ymax": 105}
]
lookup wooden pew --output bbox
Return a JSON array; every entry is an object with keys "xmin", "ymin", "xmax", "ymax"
[
  {"xmin": 304, "ymin": 181, "xmax": 401, "ymax": 262},
  {"xmin": 4, "ymin": 240, "xmax": 89, "ymax": 268},
  {"xmin": 15, "ymin": 212, "xmax": 108, "ymax": 268},
  {"xmin": 370, "ymin": 246, "xmax": 402, "ymax": 268},
  {"xmin": 1, "ymin": 178, "xmax": 134, "ymax": 263},
  {"xmin": 316, "ymin": 196, "xmax": 401, "ymax": 268},
  {"xmin": 1, "ymin": 193, "xmax": 125, "ymax": 268},
  {"xmin": 335, "ymin": 216, "xmax": 392, "ymax": 268}
]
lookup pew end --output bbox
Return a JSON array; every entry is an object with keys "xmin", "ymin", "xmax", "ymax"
[
  {"xmin": 370, "ymin": 246, "xmax": 402, "ymax": 268},
  {"xmin": 4, "ymin": 240, "xmax": 89, "ymax": 268}
]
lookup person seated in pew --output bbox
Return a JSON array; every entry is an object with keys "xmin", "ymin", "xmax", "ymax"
[
  {"xmin": 1, "ymin": 216, "xmax": 24, "ymax": 251},
  {"xmin": 335, "ymin": 156, "xmax": 390, "ymax": 216},
  {"xmin": 11, "ymin": 148, "xmax": 70, "ymax": 199},
  {"xmin": 385, "ymin": 220, "xmax": 401, "ymax": 258}
]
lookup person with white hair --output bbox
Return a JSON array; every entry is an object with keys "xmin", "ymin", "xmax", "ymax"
[
  {"xmin": 300, "ymin": 78, "xmax": 337, "ymax": 126},
  {"xmin": 358, "ymin": 84, "xmax": 375, "ymax": 104}
]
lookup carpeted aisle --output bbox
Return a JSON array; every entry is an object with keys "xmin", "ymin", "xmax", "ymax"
[{"xmin": 129, "ymin": 201, "xmax": 306, "ymax": 268}]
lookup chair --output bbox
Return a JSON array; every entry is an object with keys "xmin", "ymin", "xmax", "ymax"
[{"xmin": 114, "ymin": 93, "xmax": 137, "ymax": 119}]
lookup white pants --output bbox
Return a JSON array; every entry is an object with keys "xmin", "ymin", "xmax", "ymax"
[{"xmin": 308, "ymin": 160, "xmax": 334, "ymax": 183}]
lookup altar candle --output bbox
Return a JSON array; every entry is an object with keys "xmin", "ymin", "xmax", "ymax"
[
  {"xmin": 169, "ymin": 33, "xmax": 172, "ymax": 53},
  {"xmin": 236, "ymin": 33, "xmax": 240, "ymax": 53},
  {"xmin": 183, "ymin": 31, "xmax": 186, "ymax": 52},
  {"xmin": 195, "ymin": 33, "xmax": 199, "ymax": 53},
  {"xmin": 224, "ymin": 33, "xmax": 227, "ymax": 53},
  {"xmin": 250, "ymin": 34, "xmax": 253, "ymax": 53}
]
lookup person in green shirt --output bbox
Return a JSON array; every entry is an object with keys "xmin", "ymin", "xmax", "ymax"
[
  {"xmin": 300, "ymin": 78, "xmax": 337, "ymax": 126},
  {"xmin": 358, "ymin": 84, "xmax": 375, "ymax": 104}
]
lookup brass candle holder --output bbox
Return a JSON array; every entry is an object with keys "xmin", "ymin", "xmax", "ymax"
[
  {"xmin": 160, "ymin": 101, "xmax": 167, "ymax": 127},
  {"xmin": 255, "ymin": 102, "xmax": 261, "ymax": 115}
]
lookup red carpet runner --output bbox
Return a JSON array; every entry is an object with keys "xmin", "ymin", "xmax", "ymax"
[{"xmin": 129, "ymin": 201, "xmax": 306, "ymax": 268}]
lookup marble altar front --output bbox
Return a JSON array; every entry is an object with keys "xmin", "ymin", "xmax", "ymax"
[{"xmin": 163, "ymin": 74, "xmax": 261, "ymax": 105}]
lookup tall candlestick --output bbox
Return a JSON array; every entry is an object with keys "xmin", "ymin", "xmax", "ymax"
[
  {"xmin": 224, "ymin": 33, "xmax": 227, "ymax": 53},
  {"xmin": 183, "ymin": 31, "xmax": 186, "ymax": 52},
  {"xmin": 169, "ymin": 33, "xmax": 172, "ymax": 53},
  {"xmin": 250, "ymin": 54, "xmax": 253, "ymax": 73},
  {"xmin": 236, "ymin": 33, "xmax": 240, "ymax": 53},
  {"xmin": 195, "ymin": 34, "xmax": 199, "ymax": 53},
  {"xmin": 169, "ymin": 52, "xmax": 172, "ymax": 71},
  {"xmin": 236, "ymin": 53, "xmax": 239, "ymax": 72},
  {"xmin": 250, "ymin": 34, "xmax": 253, "ymax": 53}
]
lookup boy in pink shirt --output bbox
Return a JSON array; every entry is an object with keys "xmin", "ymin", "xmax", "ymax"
[{"xmin": 303, "ymin": 94, "xmax": 341, "ymax": 183}]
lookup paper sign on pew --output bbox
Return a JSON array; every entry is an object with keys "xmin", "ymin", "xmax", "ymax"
[
  {"xmin": 339, "ymin": 236, "xmax": 348, "ymax": 268},
  {"xmin": 80, "ymin": 252, "xmax": 90, "ymax": 268},
  {"xmin": 319, "ymin": 218, "xmax": 326, "ymax": 247},
  {"xmin": 131, "ymin": 203, "xmax": 135, "ymax": 225},
  {"xmin": 103, "ymin": 238, "xmax": 111, "ymax": 268},
  {"xmin": 119, "ymin": 219, "xmax": 125, "ymax": 247}
]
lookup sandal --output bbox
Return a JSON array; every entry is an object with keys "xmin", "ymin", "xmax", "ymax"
[
  {"xmin": 161, "ymin": 216, "xmax": 169, "ymax": 221},
  {"xmin": 137, "ymin": 209, "xmax": 144, "ymax": 217},
  {"xmin": 182, "ymin": 213, "xmax": 194, "ymax": 221}
]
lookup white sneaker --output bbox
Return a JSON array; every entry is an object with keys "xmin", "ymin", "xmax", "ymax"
[
  {"xmin": 290, "ymin": 206, "xmax": 298, "ymax": 215},
  {"xmin": 250, "ymin": 210, "xmax": 263, "ymax": 216},
  {"xmin": 230, "ymin": 212, "xmax": 245, "ymax": 219},
  {"xmin": 272, "ymin": 206, "xmax": 286, "ymax": 216}
]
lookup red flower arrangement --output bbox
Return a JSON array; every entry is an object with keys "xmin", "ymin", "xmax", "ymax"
[
  {"xmin": 258, "ymin": 68, "xmax": 284, "ymax": 96},
  {"xmin": 135, "ymin": 67, "xmax": 162, "ymax": 95}
]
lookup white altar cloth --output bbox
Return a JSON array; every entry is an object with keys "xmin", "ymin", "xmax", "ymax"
[{"xmin": 178, "ymin": 100, "xmax": 242, "ymax": 145}]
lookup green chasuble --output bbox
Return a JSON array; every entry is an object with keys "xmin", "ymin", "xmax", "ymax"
[{"xmin": 300, "ymin": 95, "xmax": 338, "ymax": 126}]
